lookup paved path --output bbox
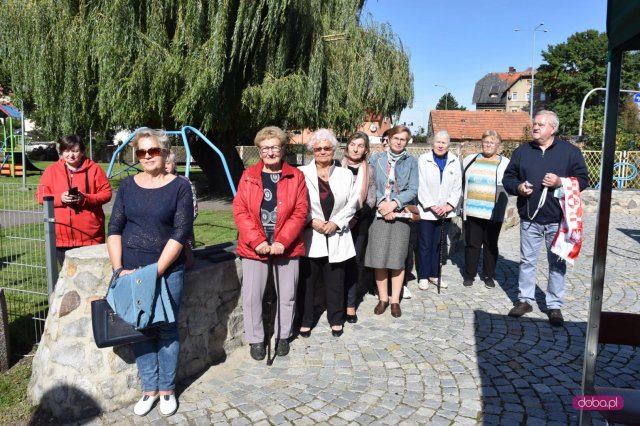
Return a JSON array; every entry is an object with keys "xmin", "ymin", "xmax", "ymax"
[{"xmin": 97, "ymin": 213, "xmax": 640, "ymax": 425}]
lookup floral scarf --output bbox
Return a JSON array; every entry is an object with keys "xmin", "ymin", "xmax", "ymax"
[{"xmin": 384, "ymin": 150, "xmax": 407, "ymax": 201}]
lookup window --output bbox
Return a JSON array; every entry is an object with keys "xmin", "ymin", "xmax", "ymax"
[
  {"xmin": 540, "ymin": 92, "xmax": 546, "ymax": 101},
  {"xmin": 511, "ymin": 109, "xmax": 518, "ymax": 112},
  {"xmin": 512, "ymin": 92, "xmax": 518, "ymax": 101},
  {"xmin": 526, "ymin": 91, "xmax": 531, "ymax": 101}
]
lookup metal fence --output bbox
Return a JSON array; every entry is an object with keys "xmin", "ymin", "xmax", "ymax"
[
  {"xmin": 237, "ymin": 145, "xmax": 640, "ymax": 190},
  {"xmin": 236, "ymin": 144, "xmax": 464, "ymax": 168},
  {"xmin": 0, "ymin": 183, "xmax": 53, "ymax": 346},
  {"xmin": 583, "ymin": 151, "xmax": 640, "ymax": 189}
]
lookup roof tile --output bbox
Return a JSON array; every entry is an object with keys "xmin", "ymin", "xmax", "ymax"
[{"xmin": 429, "ymin": 110, "xmax": 531, "ymax": 141}]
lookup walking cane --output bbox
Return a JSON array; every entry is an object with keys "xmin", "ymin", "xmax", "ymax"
[
  {"xmin": 437, "ymin": 218, "xmax": 446, "ymax": 295},
  {"xmin": 262, "ymin": 255, "xmax": 277, "ymax": 365}
]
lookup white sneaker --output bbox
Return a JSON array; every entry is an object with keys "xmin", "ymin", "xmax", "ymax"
[
  {"xmin": 133, "ymin": 394, "xmax": 158, "ymax": 416},
  {"xmin": 418, "ymin": 279, "xmax": 430, "ymax": 290},
  {"xmin": 429, "ymin": 277, "xmax": 448, "ymax": 289},
  {"xmin": 160, "ymin": 394, "xmax": 178, "ymax": 416},
  {"xmin": 403, "ymin": 286, "xmax": 412, "ymax": 299}
]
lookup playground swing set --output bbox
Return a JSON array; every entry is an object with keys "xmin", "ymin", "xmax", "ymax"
[
  {"xmin": 0, "ymin": 103, "xmax": 43, "ymax": 177},
  {"xmin": 0, "ymin": 114, "xmax": 237, "ymax": 196},
  {"xmin": 107, "ymin": 125, "xmax": 236, "ymax": 196}
]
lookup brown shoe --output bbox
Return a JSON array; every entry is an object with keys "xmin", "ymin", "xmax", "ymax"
[
  {"xmin": 390, "ymin": 303, "xmax": 402, "ymax": 318},
  {"xmin": 374, "ymin": 300, "xmax": 389, "ymax": 315}
]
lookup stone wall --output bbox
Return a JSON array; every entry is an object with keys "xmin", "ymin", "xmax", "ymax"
[
  {"xmin": 582, "ymin": 189, "xmax": 640, "ymax": 214},
  {"xmin": 27, "ymin": 244, "xmax": 244, "ymax": 421}
]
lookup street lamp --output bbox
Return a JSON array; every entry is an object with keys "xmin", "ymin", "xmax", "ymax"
[
  {"xmin": 434, "ymin": 84, "xmax": 449, "ymax": 110},
  {"xmin": 514, "ymin": 22, "xmax": 548, "ymax": 120}
]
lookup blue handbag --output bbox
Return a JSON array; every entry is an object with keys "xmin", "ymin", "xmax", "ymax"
[{"xmin": 106, "ymin": 263, "xmax": 175, "ymax": 330}]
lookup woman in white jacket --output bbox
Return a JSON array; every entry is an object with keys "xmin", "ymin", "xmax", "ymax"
[
  {"xmin": 416, "ymin": 130, "xmax": 462, "ymax": 290},
  {"xmin": 298, "ymin": 129, "xmax": 358, "ymax": 338}
]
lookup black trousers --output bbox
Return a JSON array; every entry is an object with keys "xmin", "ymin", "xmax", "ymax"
[
  {"xmin": 298, "ymin": 256, "xmax": 345, "ymax": 328},
  {"xmin": 345, "ymin": 216, "xmax": 373, "ymax": 308},
  {"xmin": 463, "ymin": 216, "xmax": 502, "ymax": 280}
]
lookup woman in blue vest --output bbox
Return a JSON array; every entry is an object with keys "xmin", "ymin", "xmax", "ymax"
[{"xmin": 461, "ymin": 129, "xmax": 509, "ymax": 288}]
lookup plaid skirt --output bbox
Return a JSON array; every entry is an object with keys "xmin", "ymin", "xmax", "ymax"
[{"xmin": 364, "ymin": 218, "xmax": 411, "ymax": 270}]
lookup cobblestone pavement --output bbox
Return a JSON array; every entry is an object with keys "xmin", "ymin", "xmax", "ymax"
[{"xmin": 97, "ymin": 213, "xmax": 640, "ymax": 425}]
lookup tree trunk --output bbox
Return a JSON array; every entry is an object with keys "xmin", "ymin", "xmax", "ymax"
[{"xmin": 188, "ymin": 129, "xmax": 244, "ymax": 197}]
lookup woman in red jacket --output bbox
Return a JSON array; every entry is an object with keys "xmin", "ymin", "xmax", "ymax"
[
  {"xmin": 233, "ymin": 126, "xmax": 308, "ymax": 361},
  {"xmin": 36, "ymin": 135, "xmax": 112, "ymax": 265}
]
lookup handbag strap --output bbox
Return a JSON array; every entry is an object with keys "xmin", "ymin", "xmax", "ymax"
[{"xmin": 105, "ymin": 268, "xmax": 123, "ymax": 298}]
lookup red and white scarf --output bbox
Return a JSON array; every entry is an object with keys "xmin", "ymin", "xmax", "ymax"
[{"xmin": 551, "ymin": 177, "xmax": 583, "ymax": 265}]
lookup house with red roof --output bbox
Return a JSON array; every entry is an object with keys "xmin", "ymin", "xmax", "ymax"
[{"xmin": 427, "ymin": 110, "xmax": 531, "ymax": 142}]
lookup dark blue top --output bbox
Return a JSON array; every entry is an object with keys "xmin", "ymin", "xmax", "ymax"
[
  {"xmin": 502, "ymin": 138, "xmax": 588, "ymax": 224},
  {"xmin": 108, "ymin": 176, "xmax": 194, "ymax": 270},
  {"xmin": 260, "ymin": 172, "xmax": 280, "ymax": 244},
  {"xmin": 434, "ymin": 152, "xmax": 448, "ymax": 183}
]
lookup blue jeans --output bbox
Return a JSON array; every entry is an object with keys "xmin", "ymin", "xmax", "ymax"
[
  {"xmin": 518, "ymin": 220, "xmax": 566, "ymax": 309},
  {"xmin": 133, "ymin": 266, "xmax": 184, "ymax": 392}
]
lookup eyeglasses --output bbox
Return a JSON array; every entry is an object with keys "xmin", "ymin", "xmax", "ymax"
[
  {"xmin": 482, "ymin": 141, "xmax": 498, "ymax": 146},
  {"xmin": 313, "ymin": 146, "xmax": 333, "ymax": 153},
  {"xmin": 381, "ymin": 138, "xmax": 389, "ymax": 142},
  {"xmin": 135, "ymin": 147, "xmax": 164, "ymax": 159},
  {"xmin": 259, "ymin": 146, "xmax": 282, "ymax": 154}
]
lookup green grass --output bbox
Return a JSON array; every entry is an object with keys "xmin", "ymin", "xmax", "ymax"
[
  {"xmin": 193, "ymin": 210, "xmax": 237, "ymax": 246},
  {"xmin": 1, "ymin": 221, "xmax": 52, "ymax": 354},
  {"xmin": 0, "ymin": 356, "xmax": 37, "ymax": 425}
]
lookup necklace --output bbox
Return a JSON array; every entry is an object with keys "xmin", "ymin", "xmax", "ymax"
[{"xmin": 317, "ymin": 167, "xmax": 330, "ymax": 181}]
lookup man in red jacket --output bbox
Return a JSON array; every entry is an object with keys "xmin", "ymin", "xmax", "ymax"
[
  {"xmin": 233, "ymin": 126, "xmax": 308, "ymax": 360},
  {"xmin": 36, "ymin": 135, "xmax": 112, "ymax": 265}
]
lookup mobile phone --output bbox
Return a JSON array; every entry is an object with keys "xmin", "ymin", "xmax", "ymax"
[{"xmin": 68, "ymin": 187, "xmax": 79, "ymax": 197}]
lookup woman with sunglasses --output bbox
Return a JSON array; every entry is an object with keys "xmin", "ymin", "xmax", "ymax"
[
  {"xmin": 107, "ymin": 128, "xmax": 194, "ymax": 417},
  {"xmin": 36, "ymin": 134, "xmax": 112, "ymax": 265},
  {"xmin": 341, "ymin": 132, "xmax": 376, "ymax": 324},
  {"xmin": 233, "ymin": 126, "xmax": 308, "ymax": 361},
  {"xmin": 297, "ymin": 129, "xmax": 357, "ymax": 338},
  {"xmin": 365, "ymin": 125, "xmax": 418, "ymax": 319}
]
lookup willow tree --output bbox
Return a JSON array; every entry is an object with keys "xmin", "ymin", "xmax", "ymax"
[{"xmin": 0, "ymin": 0, "xmax": 413, "ymax": 192}]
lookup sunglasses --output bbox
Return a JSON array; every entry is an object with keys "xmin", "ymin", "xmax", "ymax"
[
  {"xmin": 313, "ymin": 146, "xmax": 333, "ymax": 153},
  {"xmin": 135, "ymin": 147, "xmax": 164, "ymax": 159}
]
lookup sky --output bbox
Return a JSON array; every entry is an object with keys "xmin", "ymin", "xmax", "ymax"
[{"xmin": 362, "ymin": 0, "xmax": 608, "ymax": 132}]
